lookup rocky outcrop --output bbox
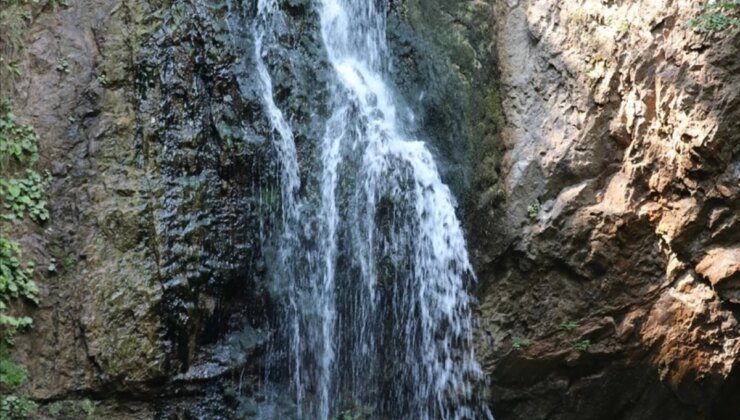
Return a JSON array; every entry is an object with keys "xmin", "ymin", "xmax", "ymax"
[
  {"xmin": 5, "ymin": 0, "xmax": 494, "ymax": 417},
  {"xmin": 6, "ymin": 0, "xmax": 273, "ymax": 416},
  {"xmin": 388, "ymin": 0, "xmax": 499, "ymax": 204},
  {"xmin": 5, "ymin": 0, "xmax": 738, "ymax": 418},
  {"xmin": 472, "ymin": 0, "xmax": 740, "ymax": 418}
]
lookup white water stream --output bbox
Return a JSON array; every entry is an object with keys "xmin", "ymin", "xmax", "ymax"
[{"xmin": 250, "ymin": 0, "xmax": 491, "ymax": 418}]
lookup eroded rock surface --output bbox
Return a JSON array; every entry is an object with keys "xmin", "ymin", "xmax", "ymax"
[
  {"xmin": 5, "ymin": 0, "xmax": 496, "ymax": 417},
  {"xmin": 472, "ymin": 0, "xmax": 740, "ymax": 418},
  {"xmin": 5, "ymin": 0, "xmax": 738, "ymax": 418},
  {"xmin": 7, "ymin": 0, "xmax": 274, "ymax": 416}
]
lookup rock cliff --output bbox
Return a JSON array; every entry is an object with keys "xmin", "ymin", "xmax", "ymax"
[
  {"xmin": 471, "ymin": 1, "xmax": 739, "ymax": 419},
  {"xmin": 2, "ymin": 0, "xmax": 738, "ymax": 418}
]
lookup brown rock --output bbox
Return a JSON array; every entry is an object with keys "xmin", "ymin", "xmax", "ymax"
[
  {"xmin": 474, "ymin": 0, "xmax": 740, "ymax": 418},
  {"xmin": 696, "ymin": 247, "xmax": 740, "ymax": 303}
]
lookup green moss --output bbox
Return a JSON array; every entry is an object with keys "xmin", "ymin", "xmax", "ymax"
[
  {"xmin": 483, "ymin": 88, "xmax": 504, "ymax": 129},
  {"xmin": 62, "ymin": 255, "xmax": 77, "ymax": 271},
  {"xmin": 96, "ymin": 0, "xmax": 163, "ymax": 87},
  {"xmin": 0, "ymin": 356, "xmax": 27, "ymax": 389},
  {"xmin": 391, "ymin": 0, "xmax": 500, "ymax": 212},
  {"xmin": 470, "ymin": 84, "xmax": 505, "ymax": 211},
  {"xmin": 403, "ymin": 0, "xmax": 486, "ymax": 77}
]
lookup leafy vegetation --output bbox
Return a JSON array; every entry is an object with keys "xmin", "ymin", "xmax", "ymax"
[
  {"xmin": 0, "ymin": 355, "xmax": 27, "ymax": 389},
  {"xmin": 1, "ymin": 170, "xmax": 49, "ymax": 222},
  {"xmin": 572, "ymin": 339, "xmax": 591, "ymax": 352},
  {"xmin": 0, "ymin": 395, "xmax": 37, "ymax": 419},
  {"xmin": 0, "ymin": 0, "xmax": 35, "ymax": 92},
  {"xmin": 0, "ymin": 97, "xmax": 46, "ymax": 418},
  {"xmin": 0, "ymin": 107, "xmax": 37, "ymax": 167},
  {"xmin": 55, "ymin": 58, "xmax": 69, "ymax": 73},
  {"xmin": 49, "ymin": 0, "xmax": 70, "ymax": 10},
  {"xmin": 512, "ymin": 337, "xmax": 532, "ymax": 350},
  {"xmin": 560, "ymin": 320, "xmax": 579, "ymax": 331},
  {"xmin": 527, "ymin": 200, "xmax": 541, "ymax": 220},
  {"xmin": 0, "ymin": 99, "xmax": 43, "ymax": 341},
  {"xmin": 0, "ymin": 235, "xmax": 36, "ymax": 337},
  {"xmin": 46, "ymin": 399, "xmax": 96, "ymax": 419},
  {"xmin": 0, "ymin": 1, "xmax": 59, "ymax": 415},
  {"xmin": 96, "ymin": 72, "xmax": 108, "ymax": 87},
  {"xmin": 688, "ymin": 1, "xmax": 740, "ymax": 33}
]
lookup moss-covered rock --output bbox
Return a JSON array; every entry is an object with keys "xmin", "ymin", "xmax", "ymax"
[{"xmin": 387, "ymin": 0, "xmax": 502, "ymax": 216}]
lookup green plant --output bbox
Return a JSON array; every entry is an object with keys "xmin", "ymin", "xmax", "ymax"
[
  {"xmin": 512, "ymin": 337, "xmax": 531, "ymax": 350},
  {"xmin": 0, "ymin": 357, "xmax": 27, "ymax": 389},
  {"xmin": 0, "ymin": 7, "xmax": 55, "ymax": 417},
  {"xmin": 46, "ymin": 401, "xmax": 64, "ymax": 416},
  {"xmin": 0, "ymin": 100, "xmax": 38, "ymax": 169},
  {"xmin": 0, "ymin": 100, "xmax": 45, "ymax": 402},
  {"xmin": 80, "ymin": 398, "xmax": 95, "ymax": 417},
  {"xmin": 572, "ymin": 339, "xmax": 591, "ymax": 352},
  {"xmin": 55, "ymin": 58, "xmax": 69, "ymax": 73},
  {"xmin": 49, "ymin": 0, "xmax": 70, "ymax": 9},
  {"xmin": 47, "ymin": 257, "xmax": 56, "ymax": 272},
  {"xmin": 0, "ymin": 347, "xmax": 34, "ymax": 417},
  {"xmin": 61, "ymin": 255, "xmax": 76, "ymax": 271},
  {"xmin": 0, "ymin": 235, "xmax": 37, "ymax": 342},
  {"xmin": 0, "ymin": 98, "xmax": 44, "ymax": 346},
  {"xmin": 0, "ymin": 1, "xmax": 32, "ymax": 95},
  {"xmin": 45, "ymin": 399, "xmax": 95, "ymax": 419},
  {"xmin": 96, "ymin": 73, "xmax": 108, "ymax": 86},
  {"xmin": 527, "ymin": 200, "xmax": 541, "ymax": 219},
  {"xmin": 0, "ymin": 395, "xmax": 37, "ymax": 419},
  {"xmin": 1, "ymin": 169, "xmax": 50, "ymax": 222},
  {"xmin": 560, "ymin": 320, "xmax": 579, "ymax": 331},
  {"xmin": 5, "ymin": 61, "xmax": 21, "ymax": 77},
  {"xmin": 688, "ymin": 1, "xmax": 740, "ymax": 33}
]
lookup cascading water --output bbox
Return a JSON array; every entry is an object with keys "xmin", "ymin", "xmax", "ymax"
[{"xmin": 248, "ymin": 0, "xmax": 491, "ymax": 418}]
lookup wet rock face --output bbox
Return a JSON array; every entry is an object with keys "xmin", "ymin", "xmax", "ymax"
[
  {"xmin": 8, "ymin": 0, "xmax": 485, "ymax": 416},
  {"xmin": 9, "ymin": 0, "xmax": 171, "ymax": 402},
  {"xmin": 136, "ymin": 0, "xmax": 278, "ymax": 376},
  {"xmin": 472, "ymin": 0, "xmax": 739, "ymax": 419},
  {"xmin": 8, "ymin": 0, "xmax": 278, "ymax": 416},
  {"xmin": 6, "ymin": 0, "xmax": 738, "ymax": 418},
  {"xmin": 388, "ymin": 0, "xmax": 499, "ymax": 208}
]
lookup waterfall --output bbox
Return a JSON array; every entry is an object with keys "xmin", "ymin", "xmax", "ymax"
[{"xmin": 249, "ymin": 0, "xmax": 491, "ymax": 418}]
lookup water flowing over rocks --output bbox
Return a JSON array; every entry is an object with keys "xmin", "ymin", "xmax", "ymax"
[{"xmin": 2, "ymin": 0, "xmax": 738, "ymax": 418}]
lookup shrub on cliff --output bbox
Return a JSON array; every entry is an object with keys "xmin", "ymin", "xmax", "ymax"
[{"xmin": 688, "ymin": 1, "xmax": 740, "ymax": 33}]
